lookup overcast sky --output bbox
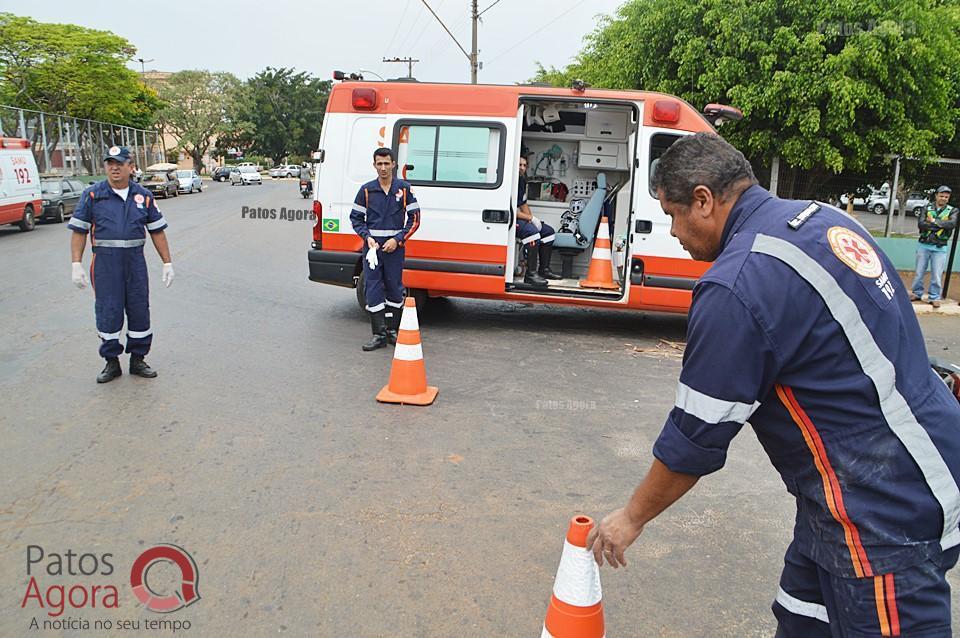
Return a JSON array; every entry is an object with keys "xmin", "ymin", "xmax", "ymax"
[{"xmin": 2, "ymin": 0, "xmax": 626, "ymax": 85}]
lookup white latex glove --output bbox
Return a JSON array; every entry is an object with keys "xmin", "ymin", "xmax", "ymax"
[
  {"xmin": 71, "ymin": 262, "xmax": 88, "ymax": 289},
  {"xmin": 365, "ymin": 246, "xmax": 379, "ymax": 270},
  {"xmin": 531, "ymin": 216, "xmax": 543, "ymax": 231},
  {"xmin": 162, "ymin": 263, "xmax": 175, "ymax": 288}
]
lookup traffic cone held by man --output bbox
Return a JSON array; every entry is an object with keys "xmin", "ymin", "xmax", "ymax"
[
  {"xmin": 376, "ymin": 297, "xmax": 438, "ymax": 406},
  {"xmin": 542, "ymin": 515, "xmax": 605, "ymax": 638},
  {"xmin": 579, "ymin": 216, "xmax": 619, "ymax": 290}
]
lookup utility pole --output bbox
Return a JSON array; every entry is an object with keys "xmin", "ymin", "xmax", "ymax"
[
  {"xmin": 382, "ymin": 57, "xmax": 420, "ymax": 79},
  {"xmin": 420, "ymin": 0, "xmax": 499, "ymax": 84},
  {"xmin": 470, "ymin": 0, "xmax": 478, "ymax": 84}
]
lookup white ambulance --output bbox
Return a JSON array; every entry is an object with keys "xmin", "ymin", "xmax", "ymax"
[
  {"xmin": 307, "ymin": 78, "xmax": 741, "ymax": 314},
  {"xmin": 0, "ymin": 137, "xmax": 42, "ymax": 231}
]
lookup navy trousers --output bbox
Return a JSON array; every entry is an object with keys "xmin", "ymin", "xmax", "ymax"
[
  {"xmin": 364, "ymin": 240, "xmax": 405, "ymax": 314},
  {"xmin": 92, "ymin": 247, "xmax": 152, "ymax": 359}
]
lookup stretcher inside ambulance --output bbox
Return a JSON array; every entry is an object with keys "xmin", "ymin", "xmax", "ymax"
[{"xmin": 307, "ymin": 80, "xmax": 734, "ymax": 314}]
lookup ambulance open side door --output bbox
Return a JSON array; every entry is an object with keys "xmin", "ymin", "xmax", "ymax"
[{"xmin": 393, "ymin": 117, "xmax": 515, "ymax": 282}]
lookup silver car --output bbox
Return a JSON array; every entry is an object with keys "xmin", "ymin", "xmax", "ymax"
[
  {"xmin": 867, "ymin": 191, "xmax": 929, "ymax": 216},
  {"xmin": 230, "ymin": 166, "xmax": 263, "ymax": 186},
  {"xmin": 176, "ymin": 170, "xmax": 203, "ymax": 194}
]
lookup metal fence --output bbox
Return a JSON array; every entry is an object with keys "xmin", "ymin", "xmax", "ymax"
[{"xmin": 0, "ymin": 105, "xmax": 163, "ymax": 177}]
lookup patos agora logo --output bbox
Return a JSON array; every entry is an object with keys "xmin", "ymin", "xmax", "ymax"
[{"xmin": 130, "ymin": 544, "xmax": 201, "ymax": 612}]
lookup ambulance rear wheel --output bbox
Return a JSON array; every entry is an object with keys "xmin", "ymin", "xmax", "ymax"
[{"xmin": 18, "ymin": 205, "xmax": 35, "ymax": 232}]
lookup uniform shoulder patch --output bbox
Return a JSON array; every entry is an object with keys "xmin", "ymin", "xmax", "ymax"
[{"xmin": 827, "ymin": 226, "xmax": 882, "ymax": 278}]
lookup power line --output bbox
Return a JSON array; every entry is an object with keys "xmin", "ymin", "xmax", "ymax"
[
  {"xmin": 477, "ymin": 0, "xmax": 503, "ymax": 17},
  {"xmin": 384, "ymin": 0, "xmax": 413, "ymax": 55},
  {"xmin": 486, "ymin": 0, "xmax": 588, "ymax": 66}
]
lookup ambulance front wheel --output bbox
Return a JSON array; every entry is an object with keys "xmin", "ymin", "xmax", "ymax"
[{"xmin": 355, "ymin": 270, "xmax": 428, "ymax": 315}]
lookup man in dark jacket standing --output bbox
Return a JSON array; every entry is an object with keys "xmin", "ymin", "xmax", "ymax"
[{"xmin": 911, "ymin": 185, "xmax": 957, "ymax": 308}]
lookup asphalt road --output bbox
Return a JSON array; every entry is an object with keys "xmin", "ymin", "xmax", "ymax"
[{"xmin": 1, "ymin": 180, "xmax": 957, "ymax": 637}]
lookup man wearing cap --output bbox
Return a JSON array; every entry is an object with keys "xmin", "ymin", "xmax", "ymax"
[
  {"xmin": 911, "ymin": 186, "xmax": 957, "ymax": 308},
  {"xmin": 68, "ymin": 146, "xmax": 174, "ymax": 383}
]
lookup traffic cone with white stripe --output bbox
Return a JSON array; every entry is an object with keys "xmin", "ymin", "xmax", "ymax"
[
  {"xmin": 376, "ymin": 297, "xmax": 438, "ymax": 406},
  {"xmin": 542, "ymin": 515, "xmax": 605, "ymax": 638},
  {"xmin": 579, "ymin": 216, "xmax": 619, "ymax": 290}
]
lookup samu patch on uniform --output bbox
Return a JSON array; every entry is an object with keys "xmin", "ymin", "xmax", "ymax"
[
  {"xmin": 134, "ymin": 193, "xmax": 145, "ymax": 209},
  {"xmin": 827, "ymin": 227, "xmax": 882, "ymax": 278}
]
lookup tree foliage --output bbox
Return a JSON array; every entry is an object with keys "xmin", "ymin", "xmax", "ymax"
[
  {"xmin": 154, "ymin": 70, "xmax": 240, "ymax": 173},
  {"xmin": 230, "ymin": 67, "xmax": 331, "ymax": 166},
  {"xmin": 535, "ymin": 0, "xmax": 960, "ymax": 188},
  {"xmin": 0, "ymin": 12, "xmax": 162, "ymax": 127}
]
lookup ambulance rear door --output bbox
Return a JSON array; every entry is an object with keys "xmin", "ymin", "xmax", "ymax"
[{"xmin": 393, "ymin": 116, "xmax": 514, "ymax": 289}]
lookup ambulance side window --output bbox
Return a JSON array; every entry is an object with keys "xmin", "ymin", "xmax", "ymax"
[
  {"xmin": 648, "ymin": 133, "xmax": 683, "ymax": 198},
  {"xmin": 394, "ymin": 120, "xmax": 505, "ymax": 189}
]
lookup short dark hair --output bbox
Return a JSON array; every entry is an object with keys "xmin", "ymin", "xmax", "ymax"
[
  {"xmin": 373, "ymin": 147, "xmax": 395, "ymax": 162},
  {"xmin": 651, "ymin": 132, "xmax": 757, "ymax": 205}
]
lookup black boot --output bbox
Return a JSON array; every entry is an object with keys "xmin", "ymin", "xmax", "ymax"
[
  {"xmin": 538, "ymin": 243, "xmax": 562, "ymax": 280},
  {"xmin": 96, "ymin": 357, "xmax": 122, "ymax": 384},
  {"xmin": 385, "ymin": 308, "xmax": 401, "ymax": 345},
  {"xmin": 524, "ymin": 244, "xmax": 548, "ymax": 287},
  {"xmin": 129, "ymin": 354, "xmax": 158, "ymax": 378},
  {"xmin": 362, "ymin": 310, "xmax": 388, "ymax": 351}
]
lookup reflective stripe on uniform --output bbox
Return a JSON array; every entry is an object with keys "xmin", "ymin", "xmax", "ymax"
[
  {"xmin": 775, "ymin": 587, "xmax": 829, "ymax": 623},
  {"xmin": 385, "ymin": 299, "xmax": 404, "ymax": 308},
  {"xmin": 365, "ymin": 302, "xmax": 385, "ymax": 312},
  {"xmin": 675, "ymin": 382, "xmax": 760, "ymax": 425},
  {"xmin": 369, "ymin": 229, "xmax": 403, "ymax": 237},
  {"xmin": 127, "ymin": 328, "xmax": 152, "ymax": 339},
  {"xmin": 540, "ymin": 233, "xmax": 555, "ymax": 244},
  {"xmin": 521, "ymin": 233, "xmax": 540, "ymax": 245},
  {"xmin": 146, "ymin": 218, "xmax": 167, "ymax": 231},
  {"xmin": 394, "ymin": 343, "xmax": 423, "ymax": 361},
  {"xmin": 352, "ymin": 204, "xmax": 367, "ymax": 214},
  {"xmin": 753, "ymin": 233, "xmax": 960, "ymax": 550},
  {"xmin": 93, "ymin": 239, "xmax": 146, "ymax": 248},
  {"xmin": 406, "ymin": 202, "xmax": 420, "ymax": 212},
  {"xmin": 98, "ymin": 330, "xmax": 121, "ymax": 340},
  {"xmin": 68, "ymin": 218, "xmax": 91, "ymax": 230}
]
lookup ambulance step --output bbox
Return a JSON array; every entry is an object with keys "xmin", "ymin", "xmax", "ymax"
[{"xmin": 507, "ymin": 281, "xmax": 622, "ymax": 298}]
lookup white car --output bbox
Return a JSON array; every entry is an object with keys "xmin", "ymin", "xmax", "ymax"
[
  {"xmin": 230, "ymin": 166, "xmax": 262, "ymax": 186},
  {"xmin": 270, "ymin": 164, "xmax": 301, "ymax": 178},
  {"xmin": 175, "ymin": 169, "xmax": 203, "ymax": 193}
]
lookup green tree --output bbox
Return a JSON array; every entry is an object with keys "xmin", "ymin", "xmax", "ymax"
[
  {"xmin": 535, "ymin": 0, "xmax": 960, "ymax": 198},
  {"xmin": 154, "ymin": 70, "xmax": 240, "ymax": 174},
  {"xmin": 233, "ymin": 67, "xmax": 331, "ymax": 167},
  {"xmin": 0, "ymin": 13, "xmax": 160, "ymax": 126}
]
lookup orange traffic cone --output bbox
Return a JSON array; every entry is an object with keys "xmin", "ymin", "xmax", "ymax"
[
  {"xmin": 579, "ymin": 216, "xmax": 619, "ymax": 290},
  {"xmin": 542, "ymin": 515, "xmax": 604, "ymax": 638},
  {"xmin": 376, "ymin": 297, "xmax": 438, "ymax": 406}
]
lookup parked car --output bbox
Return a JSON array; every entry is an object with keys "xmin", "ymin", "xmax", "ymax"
[
  {"xmin": 230, "ymin": 166, "xmax": 262, "ymax": 186},
  {"xmin": 143, "ymin": 171, "xmax": 179, "ymax": 198},
  {"xmin": 867, "ymin": 191, "xmax": 929, "ymax": 216},
  {"xmin": 40, "ymin": 177, "xmax": 85, "ymax": 223},
  {"xmin": 176, "ymin": 169, "xmax": 203, "ymax": 194},
  {"xmin": 270, "ymin": 164, "xmax": 301, "ymax": 178},
  {"xmin": 236, "ymin": 161, "xmax": 262, "ymax": 172},
  {"xmin": 212, "ymin": 166, "xmax": 234, "ymax": 182}
]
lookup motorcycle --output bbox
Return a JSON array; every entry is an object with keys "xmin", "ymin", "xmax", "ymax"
[{"xmin": 300, "ymin": 179, "xmax": 312, "ymax": 199}]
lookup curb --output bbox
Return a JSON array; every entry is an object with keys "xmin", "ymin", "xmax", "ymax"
[{"xmin": 912, "ymin": 298, "xmax": 960, "ymax": 316}]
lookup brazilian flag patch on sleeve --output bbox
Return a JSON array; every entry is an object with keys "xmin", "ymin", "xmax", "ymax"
[{"xmin": 322, "ymin": 218, "xmax": 339, "ymax": 232}]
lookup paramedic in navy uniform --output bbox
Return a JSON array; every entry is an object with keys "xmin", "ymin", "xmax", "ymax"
[
  {"xmin": 350, "ymin": 147, "xmax": 421, "ymax": 351},
  {"xmin": 516, "ymin": 156, "xmax": 561, "ymax": 286},
  {"xmin": 587, "ymin": 133, "xmax": 960, "ymax": 636},
  {"xmin": 69, "ymin": 146, "xmax": 174, "ymax": 383}
]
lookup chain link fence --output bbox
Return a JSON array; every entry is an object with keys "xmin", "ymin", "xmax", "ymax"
[{"xmin": 0, "ymin": 105, "xmax": 163, "ymax": 178}]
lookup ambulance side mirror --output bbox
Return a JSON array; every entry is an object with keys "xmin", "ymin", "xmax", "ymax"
[{"xmin": 404, "ymin": 164, "xmax": 414, "ymax": 172}]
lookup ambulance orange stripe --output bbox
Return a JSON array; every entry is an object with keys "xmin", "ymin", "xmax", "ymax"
[
  {"xmin": 776, "ymin": 385, "xmax": 872, "ymax": 578},
  {"xmin": 884, "ymin": 573, "xmax": 900, "ymax": 635},
  {"xmin": 874, "ymin": 576, "xmax": 891, "ymax": 636}
]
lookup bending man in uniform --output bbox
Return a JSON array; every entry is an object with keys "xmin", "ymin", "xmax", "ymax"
[
  {"xmin": 517, "ymin": 156, "xmax": 561, "ymax": 286},
  {"xmin": 350, "ymin": 147, "xmax": 420, "ymax": 351},
  {"xmin": 69, "ymin": 146, "xmax": 174, "ymax": 383},
  {"xmin": 588, "ymin": 133, "xmax": 960, "ymax": 636}
]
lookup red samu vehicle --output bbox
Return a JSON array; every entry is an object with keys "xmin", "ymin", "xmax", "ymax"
[{"xmin": 307, "ymin": 76, "xmax": 741, "ymax": 313}]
